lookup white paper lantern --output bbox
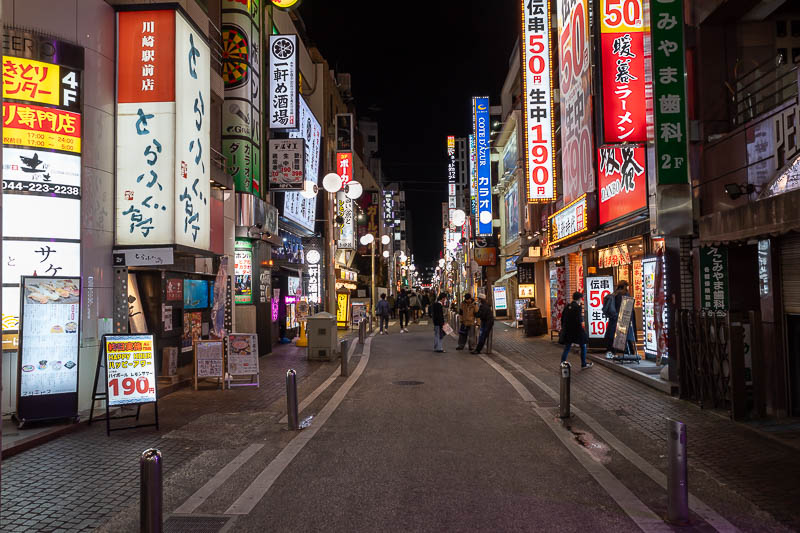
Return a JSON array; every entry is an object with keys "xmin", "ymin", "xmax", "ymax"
[
  {"xmin": 451, "ymin": 209, "xmax": 466, "ymax": 227},
  {"xmin": 322, "ymin": 172, "xmax": 343, "ymax": 193},
  {"xmin": 359, "ymin": 233, "xmax": 374, "ymax": 245},
  {"xmin": 479, "ymin": 210, "xmax": 493, "ymax": 224},
  {"xmin": 345, "ymin": 180, "xmax": 363, "ymax": 200},
  {"xmin": 300, "ymin": 180, "xmax": 318, "ymax": 199},
  {"xmin": 382, "ymin": 250, "xmax": 390, "ymax": 258},
  {"xmin": 381, "ymin": 235, "xmax": 391, "ymax": 245}
]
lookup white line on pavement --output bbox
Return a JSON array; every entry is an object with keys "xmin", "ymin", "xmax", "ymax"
[
  {"xmin": 279, "ymin": 338, "xmax": 359, "ymax": 425},
  {"xmin": 491, "ymin": 350, "xmax": 738, "ymax": 533},
  {"xmin": 225, "ymin": 335, "xmax": 374, "ymax": 515},
  {"xmin": 479, "ymin": 353, "xmax": 672, "ymax": 533},
  {"xmin": 174, "ymin": 444, "xmax": 265, "ymax": 514}
]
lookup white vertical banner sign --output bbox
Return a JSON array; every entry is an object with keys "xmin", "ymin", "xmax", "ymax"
[
  {"xmin": 175, "ymin": 13, "xmax": 211, "ymax": 250},
  {"xmin": 268, "ymin": 34, "xmax": 298, "ymax": 130},
  {"xmin": 520, "ymin": 0, "xmax": 556, "ymax": 202}
]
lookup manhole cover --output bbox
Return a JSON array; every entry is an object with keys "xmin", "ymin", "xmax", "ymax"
[
  {"xmin": 393, "ymin": 380, "xmax": 424, "ymax": 386},
  {"xmin": 165, "ymin": 516, "xmax": 231, "ymax": 533}
]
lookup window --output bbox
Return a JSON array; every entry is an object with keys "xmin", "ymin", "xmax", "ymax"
[{"xmin": 368, "ymin": 135, "xmax": 376, "ymax": 143}]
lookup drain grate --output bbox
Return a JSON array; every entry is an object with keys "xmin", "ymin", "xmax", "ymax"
[
  {"xmin": 393, "ymin": 380, "xmax": 424, "ymax": 386},
  {"xmin": 165, "ymin": 516, "xmax": 231, "ymax": 533}
]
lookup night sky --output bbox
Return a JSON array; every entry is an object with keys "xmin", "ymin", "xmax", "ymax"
[{"xmin": 297, "ymin": 1, "xmax": 519, "ymax": 271}]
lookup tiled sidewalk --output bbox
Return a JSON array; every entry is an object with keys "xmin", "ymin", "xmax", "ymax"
[
  {"xmin": 0, "ymin": 341, "xmax": 327, "ymax": 532},
  {"xmin": 491, "ymin": 327, "xmax": 800, "ymax": 530}
]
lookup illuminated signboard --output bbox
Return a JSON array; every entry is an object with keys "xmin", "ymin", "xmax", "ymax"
[
  {"xmin": 469, "ymin": 133, "xmax": 477, "ymax": 221},
  {"xmin": 548, "ymin": 194, "xmax": 589, "ymax": 245},
  {"xmin": 473, "ymin": 96, "xmax": 492, "ymax": 235},
  {"xmin": 222, "ymin": 0, "xmax": 262, "ymax": 194},
  {"xmin": 2, "ymin": 40, "xmax": 84, "ymax": 334},
  {"xmin": 520, "ymin": 0, "xmax": 556, "ymax": 202},
  {"xmin": 234, "ymin": 240, "xmax": 253, "ymax": 304},
  {"xmin": 3, "ymin": 102, "xmax": 81, "ymax": 153},
  {"xmin": 268, "ymin": 34, "xmax": 298, "ymax": 130},
  {"xmin": 557, "ymin": 0, "xmax": 596, "ymax": 203},
  {"xmin": 285, "ymin": 96, "xmax": 321, "ymax": 231},
  {"xmin": 600, "ymin": 0, "xmax": 646, "ymax": 143},
  {"xmin": 337, "ymin": 191, "xmax": 355, "ymax": 250},
  {"xmin": 493, "ymin": 286, "xmax": 508, "ymax": 311},
  {"xmin": 383, "ymin": 191, "xmax": 394, "ymax": 228},
  {"xmin": 268, "ymin": 138, "xmax": 304, "ymax": 190},
  {"xmin": 116, "ymin": 9, "xmax": 211, "ymax": 250},
  {"xmin": 337, "ymin": 151, "xmax": 353, "ymax": 184},
  {"xmin": 104, "ymin": 334, "xmax": 157, "ymax": 406},
  {"xmin": 586, "ymin": 276, "xmax": 613, "ymax": 338},
  {"xmin": 597, "ymin": 145, "xmax": 647, "ymax": 225},
  {"xmin": 447, "ymin": 136, "xmax": 457, "ymax": 217}
]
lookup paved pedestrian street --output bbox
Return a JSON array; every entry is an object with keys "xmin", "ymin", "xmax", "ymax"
[{"xmin": 3, "ymin": 324, "xmax": 799, "ymax": 532}]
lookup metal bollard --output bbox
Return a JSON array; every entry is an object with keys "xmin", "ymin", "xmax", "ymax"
[
  {"xmin": 486, "ymin": 328, "xmax": 493, "ymax": 354},
  {"xmin": 286, "ymin": 369, "xmax": 299, "ymax": 430},
  {"xmin": 340, "ymin": 339, "xmax": 349, "ymax": 377},
  {"xmin": 369, "ymin": 315, "xmax": 373, "ymax": 333},
  {"xmin": 666, "ymin": 418, "xmax": 689, "ymax": 525},
  {"xmin": 140, "ymin": 448, "xmax": 163, "ymax": 533},
  {"xmin": 358, "ymin": 320, "xmax": 365, "ymax": 344},
  {"xmin": 559, "ymin": 362, "xmax": 571, "ymax": 418}
]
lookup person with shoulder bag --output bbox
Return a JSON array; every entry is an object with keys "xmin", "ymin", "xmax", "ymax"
[
  {"xmin": 456, "ymin": 294, "xmax": 478, "ymax": 351},
  {"xmin": 560, "ymin": 292, "xmax": 593, "ymax": 369}
]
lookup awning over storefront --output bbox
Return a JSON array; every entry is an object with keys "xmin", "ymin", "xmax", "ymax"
[
  {"xmin": 699, "ymin": 188, "xmax": 800, "ymax": 243},
  {"xmin": 493, "ymin": 271, "xmax": 517, "ymax": 285},
  {"xmin": 596, "ymin": 219, "xmax": 650, "ymax": 248}
]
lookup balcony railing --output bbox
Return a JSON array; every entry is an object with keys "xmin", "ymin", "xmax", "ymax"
[{"xmin": 730, "ymin": 53, "xmax": 799, "ymax": 128}]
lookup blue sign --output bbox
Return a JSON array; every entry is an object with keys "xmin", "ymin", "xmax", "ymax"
[{"xmin": 474, "ymin": 96, "xmax": 492, "ymax": 236}]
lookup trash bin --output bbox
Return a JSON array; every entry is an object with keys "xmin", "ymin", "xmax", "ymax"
[
  {"xmin": 523, "ymin": 308, "xmax": 546, "ymax": 337},
  {"xmin": 306, "ymin": 312, "xmax": 337, "ymax": 360}
]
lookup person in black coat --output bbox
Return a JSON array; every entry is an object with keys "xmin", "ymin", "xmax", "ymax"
[{"xmin": 561, "ymin": 292, "xmax": 593, "ymax": 369}]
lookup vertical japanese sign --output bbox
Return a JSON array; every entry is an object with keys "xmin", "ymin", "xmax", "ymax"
[
  {"xmin": 468, "ymin": 133, "xmax": 477, "ymax": 220},
  {"xmin": 336, "ymin": 113, "xmax": 354, "ymax": 151},
  {"xmin": 586, "ymin": 275, "xmax": 613, "ymax": 338},
  {"xmin": 597, "ymin": 144, "xmax": 647, "ymax": 224},
  {"xmin": 447, "ymin": 135, "xmax": 457, "ymax": 231},
  {"xmin": 700, "ymin": 246, "xmax": 728, "ymax": 316},
  {"xmin": 600, "ymin": 0, "xmax": 646, "ymax": 143},
  {"xmin": 268, "ymin": 34, "xmax": 298, "ymax": 130},
  {"xmin": 234, "ymin": 240, "xmax": 253, "ymax": 304},
  {"xmin": 222, "ymin": 0, "xmax": 262, "ymax": 194},
  {"xmin": 2, "ymin": 38, "xmax": 84, "ymax": 333},
  {"xmin": 337, "ymin": 151, "xmax": 353, "ymax": 184},
  {"xmin": 175, "ymin": 13, "xmax": 211, "ymax": 250},
  {"xmin": 337, "ymin": 191, "xmax": 355, "ymax": 249},
  {"xmin": 651, "ymin": 0, "xmax": 688, "ymax": 184},
  {"xmin": 473, "ymin": 96, "xmax": 492, "ymax": 236},
  {"xmin": 285, "ymin": 97, "xmax": 321, "ymax": 230},
  {"xmin": 557, "ymin": 0, "xmax": 595, "ymax": 202},
  {"xmin": 116, "ymin": 10, "xmax": 211, "ymax": 250},
  {"xmin": 521, "ymin": 0, "xmax": 556, "ymax": 202}
]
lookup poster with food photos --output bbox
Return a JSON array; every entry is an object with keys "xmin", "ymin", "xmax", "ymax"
[
  {"xmin": 19, "ymin": 277, "xmax": 81, "ymax": 398},
  {"xmin": 227, "ymin": 333, "xmax": 259, "ymax": 376}
]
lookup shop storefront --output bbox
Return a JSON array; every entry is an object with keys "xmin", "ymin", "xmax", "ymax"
[
  {"xmin": 272, "ymin": 231, "xmax": 305, "ymax": 341},
  {"xmin": 335, "ymin": 267, "xmax": 358, "ymax": 329}
]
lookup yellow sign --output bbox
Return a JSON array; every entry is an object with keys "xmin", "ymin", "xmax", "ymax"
[
  {"xmin": 271, "ymin": 0, "xmax": 301, "ymax": 8},
  {"xmin": 2, "ymin": 333, "xmax": 19, "ymax": 350},
  {"xmin": 336, "ymin": 293, "xmax": 349, "ymax": 328},
  {"xmin": 518, "ymin": 284, "xmax": 536, "ymax": 299},
  {"xmin": 2, "ymin": 56, "xmax": 60, "ymax": 106}
]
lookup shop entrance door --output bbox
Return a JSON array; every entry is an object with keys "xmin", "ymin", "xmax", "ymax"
[{"xmin": 787, "ymin": 314, "xmax": 800, "ymax": 417}]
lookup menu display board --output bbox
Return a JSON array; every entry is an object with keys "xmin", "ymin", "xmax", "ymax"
[
  {"xmin": 586, "ymin": 276, "xmax": 613, "ymax": 339},
  {"xmin": 234, "ymin": 246, "xmax": 253, "ymax": 304},
  {"xmin": 104, "ymin": 334, "xmax": 157, "ymax": 406},
  {"xmin": 493, "ymin": 286, "xmax": 508, "ymax": 311},
  {"xmin": 612, "ymin": 296, "xmax": 635, "ymax": 352},
  {"xmin": 182, "ymin": 310, "xmax": 202, "ymax": 352},
  {"xmin": 195, "ymin": 339, "xmax": 224, "ymax": 388},
  {"xmin": 16, "ymin": 276, "xmax": 81, "ymax": 423},
  {"xmin": 227, "ymin": 333, "xmax": 259, "ymax": 376},
  {"xmin": 166, "ymin": 278, "xmax": 183, "ymax": 301}
]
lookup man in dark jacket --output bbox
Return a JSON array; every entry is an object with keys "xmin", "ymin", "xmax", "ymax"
[
  {"xmin": 471, "ymin": 296, "xmax": 495, "ymax": 354},
  {"xmin": 561, "ymin": 292, "xmax": 593, "ymax": 369},
  {"xmin": 397, "ymin": 289, "xmax": 410, "ymax": 333},
  {"xmin": 432, "ymin": 293, "xmax": 446, "ymax": 353}
]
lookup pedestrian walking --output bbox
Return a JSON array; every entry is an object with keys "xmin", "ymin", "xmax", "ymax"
[
  {"xmin": 456, "ymin": 294, "xmax": 478, "ymax": 351},
  {"xmin": 387, "ymin": 293, "xmax": 396, "ymax": 319},
  {"xmin": 432, "ymin": 293, "xmax": 447, "ymax": 353},
  {"xmin": 471, "ymin": 296, "xmax": 495, "ymax": 354},
  {"xmin": 376, "ymin": 293, "xmax": 390, "ymax": 335},
  {"xmin": 420, "ymin": 291, "xmax": 431, "ymax": 318},
  {"xmin": 559, "ymin": 292, "xmax": 593, "ymax": 369},
  {"xmin": 602, "ymin": 281, "xmax": 629, "ymax": 358},
  {"xmin": 409, "ymin": 291, "xmax": 421, "ymax": 323},
  {"xmin": 397, "ymin": 289, "xmax": 410, "ymax": 333}
]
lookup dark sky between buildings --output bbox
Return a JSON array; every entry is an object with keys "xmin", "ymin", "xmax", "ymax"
[{"xmin": 297, "ymin": 1, "xmax": 519, "ymax": 271}]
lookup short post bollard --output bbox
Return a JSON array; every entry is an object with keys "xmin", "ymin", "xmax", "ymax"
[
  {"xmin": 486, "ymin": 328, "xmax": 493, "ymax": 354},
  {"xmin": 666, "ymin": 418, "xmax": 689, "ymax": 525},
  {"xmin": 358, "ymin": 320, "xmax": 365, "ymax": 344},
  {"xmin": 140, "ymin": 448, "xmax": 162, "ymax": 533},
  {"xmin": 559, "ymin": 362, "xmax": 571, "ymax": 418},
  {"xmin": 286, "ymin": 369, "xmax": 299, "ymax": 431},
  {"xmin": 340, "ymin": 339, "xmax": 349, "ymax": 377},
  {"xmin": 369, "ymin": 315, "xmax": 373, "ymax": 334}
]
